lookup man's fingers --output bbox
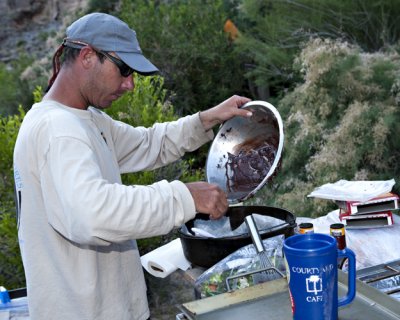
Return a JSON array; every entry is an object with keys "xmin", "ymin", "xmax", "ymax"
[{"xmin": 185, "ymin": 181, "xmax": 228, "ymax": 219}]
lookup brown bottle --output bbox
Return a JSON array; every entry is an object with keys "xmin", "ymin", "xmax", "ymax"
[
  {"xmin": 330, "ymin": 223, "xmax": 347, "ymax": 249},
  {"xmin": 330, "ymin": 223, "xmax": 347, "ymax": 269}
]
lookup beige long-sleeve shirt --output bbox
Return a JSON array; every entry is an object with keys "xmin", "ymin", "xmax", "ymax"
[{"xmin": 13, "ymin": 100, "xmax": 213, "ymax": 320}]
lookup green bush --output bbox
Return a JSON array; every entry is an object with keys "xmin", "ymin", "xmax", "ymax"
[
  {"xmin": 0, "ymin": 108, "xmax": 25, "ymax": 288},
  {"xmin": 0, "ymin": 57, "xmax": 34, "ymax": 116},
  {"xmin": 247, "ymin": 38, "xmax": 400, "ymax": 217},
  {"xmin": 0, "ymin": 108, "xmax": 25, "ymax": 207},
  {"xmin": 0, "ymin": 212, "xmax": 25, "ymax": 288},
  {"xmin": 120, "ymin": 0, "xmax": 249, "ymax": 115},
  {"xmin": 234, "ymin": 0, "xmax": 400, "ymax": 97},
  {"xmin": 86, "ymin": 0, "xmax": 120, "ymax": 15}
]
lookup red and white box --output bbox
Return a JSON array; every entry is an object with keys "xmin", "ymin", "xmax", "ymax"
[{"xmin": 336, "ymin": 193, "xmax": 399, "ymax": 228}]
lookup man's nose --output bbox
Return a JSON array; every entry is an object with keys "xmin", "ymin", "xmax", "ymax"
[{"xmin": 121, "ymin": 74, "xmax": 135, "ymax": 91}]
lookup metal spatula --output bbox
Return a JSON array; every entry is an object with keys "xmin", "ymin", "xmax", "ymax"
[{"xmin": 245, "ymin": 214, "xmax": 284, "ymax": 282}]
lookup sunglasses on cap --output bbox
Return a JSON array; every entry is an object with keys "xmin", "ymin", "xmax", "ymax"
[{"xmin": 63, "ymin": 39, "xmax": 134, "ymax": 77}]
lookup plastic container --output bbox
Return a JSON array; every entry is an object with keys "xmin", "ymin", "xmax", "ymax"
[{"xmin": 0, "ymin": 287, "xmax": 29, "ymax": 319}]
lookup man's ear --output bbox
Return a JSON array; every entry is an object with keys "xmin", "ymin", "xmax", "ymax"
[{"xmin": 79, "ymin": 46, "xmax": 97, "ymax": 70}]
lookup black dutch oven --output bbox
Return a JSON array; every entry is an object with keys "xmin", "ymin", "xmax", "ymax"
[{"xmin": 178, "ymin": 205, "xmax": 296, "ymax": 268}]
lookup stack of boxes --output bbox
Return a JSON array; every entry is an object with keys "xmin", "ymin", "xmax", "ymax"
[{"xmin": 335, "ymin": 193, "xmax": 399, "ymax": 228}]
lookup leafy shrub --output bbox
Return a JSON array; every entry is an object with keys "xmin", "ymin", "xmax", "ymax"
[
  {"xmin": 0, "ymin": 57, "xmax": 34, "ymax": 116},
  {"xmin": 248, "ymin": 38, "xmax": 400, "ymax": 217},
  {"xmin": 0, "ymin": 212, "xmax": 25, "ymax": 288},
  {"xmin": 0, "ymin": 108, "xmax": 25, "ymax": 208},
  {"xmin": 0, "ymin": 108, "xmax": 25, "ymax": 288},
  {"xmin": 120, "ymin": 0, "xmax": 249, "ymax": 115},
  {"xmin": 234, "ymin": 0, "xmax": 400, "ymax": 97},
  {"xmin": 86, "ymin": 0, "xmax": 120, "ymax": 15}
]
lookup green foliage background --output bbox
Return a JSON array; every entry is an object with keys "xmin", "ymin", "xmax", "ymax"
[
  {"xmin": 249, "ymin": 38, "xmax": 400, "ymax": 216},
  {"xmin": 120, "ymin": 0, "xmax": 249, "ymax": 115},
  {"xmin": 233, "ymin": 0, "xmax": 400, "ymax": 96},
  {"xmin": 1, "ymin": 0, "xmax": 400, "ymax": 289},
  {"xmin": 0, "ymin": 110, "xmax": 26, "ymax": 288},
  {"xmin": 0, "ymin": 57, "xmax": 34, "ymax": 116}
]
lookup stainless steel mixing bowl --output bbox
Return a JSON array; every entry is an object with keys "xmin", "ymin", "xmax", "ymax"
[{"xmin": 205, "ymin": 101, "xmax": 284, "ymax": 203}]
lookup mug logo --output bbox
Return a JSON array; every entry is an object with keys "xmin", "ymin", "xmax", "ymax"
[
  {"xmin": 306, "ymin": 275, "xmax": 323, "ymax": 295},
  {"xmin": 290, "ymin": 264, "xmax": 334, "ymax": 303}
]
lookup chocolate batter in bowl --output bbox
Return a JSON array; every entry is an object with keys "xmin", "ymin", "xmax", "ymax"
[{"xmin": 206, "ymin": 101, "xmax": 284, "ymax": 203}]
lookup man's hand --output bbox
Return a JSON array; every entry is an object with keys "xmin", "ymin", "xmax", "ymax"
[
  {"xmin": 199, "ymin": 95, "xmax": 252, "ymax": 131},
  {"xmin": 185, "ymin": 182, "xmax": 228, "ymax": 220}
]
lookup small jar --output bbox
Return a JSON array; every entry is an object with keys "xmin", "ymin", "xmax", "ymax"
[
  {"xmin": 330, "ymin": 223, "xmax": 347, "ymax": 250},
  {"xmin": 298, "ymin": 222, "xmax": 314, "ymax": 234}
]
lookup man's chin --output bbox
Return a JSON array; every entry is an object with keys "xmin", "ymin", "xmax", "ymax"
[{"xmin": 93, "ymin": 102, "xmax": 112, "ymax": 109}]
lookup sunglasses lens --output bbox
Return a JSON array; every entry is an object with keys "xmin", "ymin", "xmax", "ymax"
[
  {"xmin": 101, "ymin": 51, "xmax": 133, "ymax": 77},
  {"xmin": 120, "ymin": 65, "xmax": 133, "ymax": 77}
]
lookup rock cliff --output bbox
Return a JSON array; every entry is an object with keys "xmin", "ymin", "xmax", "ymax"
[{"xmin": 0, "ymin": 0, "xmax": 88, "ymax": 62}]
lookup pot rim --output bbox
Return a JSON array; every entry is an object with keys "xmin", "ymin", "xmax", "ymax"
[{"xmin": 178, "ymin": 205, "xmax": 296, "ymax": 240}]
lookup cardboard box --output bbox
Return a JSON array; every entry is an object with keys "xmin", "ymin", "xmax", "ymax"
[
  {"xmin": 340, "ymin": 210, "xmax": 394, "ymax": 228},
  {"xmin": 336, "ymin": 193, "xmax": 399, "ymax": 215}
]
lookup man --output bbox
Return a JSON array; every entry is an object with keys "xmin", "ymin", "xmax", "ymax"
[{"xmin": 13, "ymin": 12, "xmax": 251, "ymax": 320}]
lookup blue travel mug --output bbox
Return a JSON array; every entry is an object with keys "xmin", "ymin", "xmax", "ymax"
[{"xmin": 283, "ymin": 233, "xmax": 356, "ymax": 320}]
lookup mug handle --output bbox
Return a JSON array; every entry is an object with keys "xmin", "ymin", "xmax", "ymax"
[{"xmin": 338, "ymin": 248, "xmax": 356, "ymax": 307}]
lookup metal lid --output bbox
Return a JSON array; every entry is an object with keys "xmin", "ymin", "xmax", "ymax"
[{"xmin": 206, "ymin": 101, "xmax": 284, "ymax": 204}]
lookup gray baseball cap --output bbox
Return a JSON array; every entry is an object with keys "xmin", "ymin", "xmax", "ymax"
[{"xmin": 65, "ymin": 12, "xmax": 159, "ymax": 75}]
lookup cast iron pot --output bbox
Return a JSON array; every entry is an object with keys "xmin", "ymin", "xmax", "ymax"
[{"xmin": 178, "ymin": 205, "xmax": 296, "ymax": 268}]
